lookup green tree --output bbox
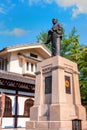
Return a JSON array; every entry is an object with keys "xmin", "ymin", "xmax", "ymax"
[
  {"xmin": 36, "ymin": 31, "xmax": 52, "ymax": 51},
  {"xmin": 61, "ymin": 27, "xmax": 87, "ymax": 100},
  {"xmin": 61, "ymin": 27, "xmax": 81, "ymax": 62},
  {"xmin": 79, "ymin": 47, "xmax": 87, "ymax": 100}
]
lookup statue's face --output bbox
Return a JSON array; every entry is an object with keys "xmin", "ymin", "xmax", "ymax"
[{"xmin": 52, "ymin": 19, "xmax": 57, "ymax": 24}]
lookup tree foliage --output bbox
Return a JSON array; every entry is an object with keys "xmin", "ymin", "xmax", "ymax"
[
  {"xmin": 36, "ymin": 31, "xmax": 52, "ymax": 51},
  {"xmin": 36, "ymin": 28, "xmax": 87, "ymax": 100},
  {"xmin": 79, "ymin": 47, "xmax": 87, "ymax": 100}
]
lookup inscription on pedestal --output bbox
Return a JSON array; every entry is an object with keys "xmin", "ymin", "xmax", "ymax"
[{"xmin": 45, "ymin": 76, "xmax": 52, "ymax": 94}]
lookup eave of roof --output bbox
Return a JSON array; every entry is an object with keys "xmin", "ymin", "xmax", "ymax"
[
  {"xmin": 0, "ymin": 70, "xmax": 35, "ymax": 85},
  {"xmin": 0, "ymin": 43, "xmax": 51, "ymax": 57}
]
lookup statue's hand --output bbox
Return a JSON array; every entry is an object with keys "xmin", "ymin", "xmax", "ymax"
[{"xmin": 52, "ymin": 27, "xmax": 56, "ymax": 31}]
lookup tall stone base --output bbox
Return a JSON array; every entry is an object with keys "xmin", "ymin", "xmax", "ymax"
[{"xmin": 26, "ymin": 56, "xmax": 87, "ymax": 130}]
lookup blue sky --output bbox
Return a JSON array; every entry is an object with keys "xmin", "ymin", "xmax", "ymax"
[{"xmin": 0, "ymin": 0, "xmax": 87, "ymax": 50}]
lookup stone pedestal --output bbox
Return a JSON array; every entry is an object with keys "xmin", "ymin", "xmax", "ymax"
[{"xmin": 26, "ymin": 56, "xmax": 87, "ymax": 130}]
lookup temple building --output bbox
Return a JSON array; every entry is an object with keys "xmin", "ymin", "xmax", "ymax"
[{"xmin": 0, "ymin": 43, "xmax": 51, "ymax": 128}]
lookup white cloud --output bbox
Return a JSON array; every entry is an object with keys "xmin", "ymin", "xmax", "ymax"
[
  {"xmin": 0, "ymin": 2, "xmax": 15, "ymax": 15},
  {"xmin": 0, "ymin": 0, "xmax": 82, "ymax": 18},
  {"xmin": 28, "ymin": 0, "xmax": 39, "ymax": 5},
  {"xmin": 27, "ymin": 0, "xmax": 87, "ymax": 17},
  {"xmin": 0, "ymin": 0, "xmax": 81, "ymax": 18},
  {"xmin": 0, "ymin": 4, "xmax": 7, "ymax": 14},
  {"xmin": 0, "ymin": 28, "xmax": 29, "ymax": 36},
  {"xmin": 11, "ymin": 28, "xmax": 28, "ymax": 36},
  {"xmin": 55, "ymin": 0, "xmax": 87, "ymax": 17},
  {"xmin": 72, "ymin": 1, "xmax": 87, "ymax": 17},
  {"xmin": 55, "ymin": 0, "xmax": 76, "ymax": 7},
  {"xmin": 28, "ymin": 0, "xmax": 53, "ymax": 5}
]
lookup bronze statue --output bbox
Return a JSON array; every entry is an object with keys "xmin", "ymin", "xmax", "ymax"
[{"xmin": 45, "ymin": 18, "xmax": 63, "ymax": 56}]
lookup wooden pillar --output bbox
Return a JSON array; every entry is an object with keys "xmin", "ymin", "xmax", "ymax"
[{"xmin": 14, "ymin": 89, "xmax": 18, "ymax": 128}]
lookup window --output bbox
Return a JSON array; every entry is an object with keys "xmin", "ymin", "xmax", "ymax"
[
  {"xmin": 4, "ymin": 59, "xmax": 8, "ymax": 71},
  {"xmin": 26, "ymin": 62, "xmax": 29, "ymax": 71},
  {"xmin": 30, "ymin": 53, "xmax": 38, "ymax": 58},
  {"xmin": 24, "ymin": 98, "xmax": 34, "ymax": 117},
  {"xmin": 4, "ymin": 96, "xmax": 12, "ymax": 117},
  {"xmin": 0, "ymin": 58, "xmax": 8, "ymax": 71},
  {"xmin": 2, "ymin": 60, "xmax": 4, "ymax": 70},
  {"xmin": 31, "ymin": 63, "xmax": 33, "ymax": 72}
]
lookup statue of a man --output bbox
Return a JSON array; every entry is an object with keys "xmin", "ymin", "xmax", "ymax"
[{"xmin": 45, "ymin": 18, "xmax": 63, "ymax": 56}]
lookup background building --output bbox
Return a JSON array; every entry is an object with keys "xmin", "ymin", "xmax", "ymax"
[{"xmin": 0, "ymin": 43, "xmax": 51, "ymax": 128}]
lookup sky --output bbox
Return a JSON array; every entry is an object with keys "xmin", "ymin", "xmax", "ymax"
[{"xmin": 0, "ymin": 0, "xmax": 87, "ymax": 50}]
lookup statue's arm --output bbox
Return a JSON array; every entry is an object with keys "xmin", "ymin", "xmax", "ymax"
[{"xmin": 52, "ymin": 24, "xmax": 58, "ymax": 31}]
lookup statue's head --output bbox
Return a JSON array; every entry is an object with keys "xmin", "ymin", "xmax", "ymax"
[{"xmin": 52, "ymin": 18, "xmax": 58, "ymax": 25}]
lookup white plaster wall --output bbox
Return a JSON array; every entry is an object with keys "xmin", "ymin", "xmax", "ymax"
[
  {"xmin": 9, "ymin": 50, "xmax": 45, "ymax": 75},
  {"xmin": 17, "ymin": 118, "xmax": 30, "ymax": 127},
  {"xmin": 38, "ymin": 55, "xmax": 44, "ymax": 61},
  {"xmin": 10, "ymin": 95, "xmax": 16, "ymax": 115},
  {"xmin": 9, "ymin": 52, "xmax": 22, "ymax": 74},
  {"xmin": 22, "ymin": 50, "xmax": 44, "ymax": 61},
  {"xmin": 17, "ymin": 96, "xmax": 34, "ymax": 127},
  {"xmin": 22, "ymin": 51, "xmax": 30, "ymax": 57},
  {"xmin": 2, "ymin": 118, "xmax": 14, "ymax": 128},
  {"xmin": 18, "ymin": 96, "xmax": 28, "ymax": 115},
  {"xmin": 17, "ymin": 96, "xmax": 30, "ymax": 128}
]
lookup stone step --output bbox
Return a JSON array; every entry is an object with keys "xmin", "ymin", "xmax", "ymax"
[{"xmin": 39, "ymin": 116, "xmax": 48, "ymax": 121}]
